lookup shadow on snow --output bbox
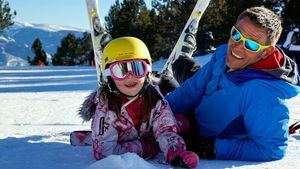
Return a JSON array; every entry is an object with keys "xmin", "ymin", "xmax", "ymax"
[
  {"xmin": 0, "ymin": 66, "xmax": 98, "ymax": 92},
  {"xmin": 0, "ymin": 134, "xmax": 94, "ymax": 169}
]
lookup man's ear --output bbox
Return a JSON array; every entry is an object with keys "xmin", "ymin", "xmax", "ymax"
[{"xmin": 261, "ymin": 46, "xmax": 276, "ymax": 59}]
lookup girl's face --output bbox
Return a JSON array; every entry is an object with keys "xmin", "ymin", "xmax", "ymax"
[
  {"xmin": 113, "ymin": 75, "xmax": 146, "ymax": 98},
  {"xmin": 108, "ymin": 59, "xmax": 149, "ymax": 98}
]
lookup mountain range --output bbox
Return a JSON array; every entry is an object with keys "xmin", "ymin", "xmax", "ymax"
[{"xmin": 0, "ymin": 21, "xmax": 87, "ymax": 66}]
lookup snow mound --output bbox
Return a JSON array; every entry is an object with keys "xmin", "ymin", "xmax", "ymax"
[
  {"xmin": 6, "ymin": 55, "xmax": 29, "ymax": 66},
  {"xmin": 86, "ymin": 153, "xmax": 159, "ymax": 169},
  {"xmin": 0, "ymin": 49, "xmax": 29, "ymax": 66}
]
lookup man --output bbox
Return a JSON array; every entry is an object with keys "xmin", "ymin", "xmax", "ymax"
[{"xmin": 165, "ymin": 6, "xmax": 300, "ymax": 161}]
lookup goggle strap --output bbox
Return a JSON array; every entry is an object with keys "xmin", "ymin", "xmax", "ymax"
[
  {"xmin": 103, "ymin": 69, "xmax": 110, "ymax": 77},
  {"xmin": 147, "ymin": 64, "xmax": 152, "ymax": 72}
]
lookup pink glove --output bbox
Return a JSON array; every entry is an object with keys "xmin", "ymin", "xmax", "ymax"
[{"xmin": 167, "ymin": 146, "xmax": 199, "ymax": 168}]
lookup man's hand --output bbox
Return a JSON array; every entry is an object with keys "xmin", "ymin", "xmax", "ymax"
[{"xmin": 186, "ymin": 136, "xmax": 216, "ymax": 159}]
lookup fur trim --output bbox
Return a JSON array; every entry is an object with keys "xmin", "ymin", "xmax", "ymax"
[{"xmin": 78, "ymin": 90, "xmax": 98, "ymax": 121}]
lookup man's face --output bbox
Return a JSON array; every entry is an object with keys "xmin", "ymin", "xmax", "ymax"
[{"xmin": 226, "ymin": 17, "xmax": 270, "ymax": 70}]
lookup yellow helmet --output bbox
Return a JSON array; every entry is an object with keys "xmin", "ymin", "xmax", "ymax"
[{"xmin": 102, "ymin": 37, "xmax": 152, "ymax": 69}]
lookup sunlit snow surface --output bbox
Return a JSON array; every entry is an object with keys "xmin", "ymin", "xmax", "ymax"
[{"xmin": 0, "ymin": 58, "xmax": 299, "ymax": 169}]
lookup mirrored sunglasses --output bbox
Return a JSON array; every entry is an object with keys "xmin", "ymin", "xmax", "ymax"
[{"xmin": 230, "ymin": 26, "xmax": 270, "ymax": 52}]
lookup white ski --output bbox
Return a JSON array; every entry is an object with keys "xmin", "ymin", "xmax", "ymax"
[
  {"xmin": 161, "ymin": 0, "xmax": 211, "ymax": 76},
  {"xmin": 85, "ymin": 0, "xmax": 112, "ymax": 85}
]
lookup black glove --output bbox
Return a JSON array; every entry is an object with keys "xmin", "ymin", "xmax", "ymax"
[
  {"xmin": 186, "ymin": 136, "xmax": 216, "ymax": 160},
  {"xmin": 172, "ymin": 56, "xmax": 200, "ymax": 85},
  {"xmin": 151, "ymin": 71, "xmax": 179, "ymax": 95}
]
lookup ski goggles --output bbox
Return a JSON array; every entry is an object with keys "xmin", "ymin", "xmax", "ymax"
[
  {"xmin": 230, "ymin": 26, "xmax": 270, "ymax": 52},
  {"xmin": 103, "ymin": 59, "xmax": 151, "ymax": 80}
]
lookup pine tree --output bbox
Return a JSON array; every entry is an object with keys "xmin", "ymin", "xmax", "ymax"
[
  {"xmin": 106, "ymin": 0, "xmax": 161, "ymax": 59},
  {"xmin": 105, "ymin": 0, "xmax": 286, "ymax": 58},
  {"xmin": 106, "ymin": 0, "xmax": 149, "ymax": 37},
  {"xmin": 282, "ymin": 0, "xmax": 300, "ymax": 26},
  {"xmin": 196, "ymin": 0, "xmax": 286, "ymax": 54},
  {"xmin": 52, "ymin": 33, "xmax": 77, "ymax": 66},
  {"xmin": 52, "ymin": 32, "xmax": 94, "ymax": 66},
  {"xmin": 28, "ymin": 38, "xmax": 47, "ymax": 66},
  {"xmin": 150, "ymin": 0, "xmax": 199, "ymax": 59},
  {"xmin": 76, "ymin": 32, "xmax": 93, "ymax": 65},
  {"xmin": 0, "ymin": 0, "xmax": 16, "ymax": 33},
  {"xmin": 151, "ymin": 0, "xmax": 182, "ymax": 59}
]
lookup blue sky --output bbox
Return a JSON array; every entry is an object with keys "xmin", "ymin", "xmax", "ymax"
[{"xmin": 8, "ymin": 0, "xmax": 151, "ymax": 30}]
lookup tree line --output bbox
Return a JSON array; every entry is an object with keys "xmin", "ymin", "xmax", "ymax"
[
  {"xmin": 1, "ymin": 0, "xmax": 299, "ymax": 66},
  {"xmin": 27, "ymin": 33, "xmax": 93, "ymax": 66}
]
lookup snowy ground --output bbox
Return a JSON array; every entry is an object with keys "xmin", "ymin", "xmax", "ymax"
[{"xmin": 0, "ymin": 58, "xmax": 299, "ymax": 169}]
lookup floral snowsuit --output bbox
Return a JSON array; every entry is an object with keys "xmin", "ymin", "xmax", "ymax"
[{"xmin": 90, "ymin": 84, "xmax": 185, "ymax": 160}]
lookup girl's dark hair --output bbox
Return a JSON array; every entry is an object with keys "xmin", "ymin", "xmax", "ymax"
[{"xmin": 100, "ymin": 77, "xmax": 162, "ymax": 123}]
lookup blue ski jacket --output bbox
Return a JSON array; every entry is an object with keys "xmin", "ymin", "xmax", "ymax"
[{"xmin": 166, "ymin": 44, "xmax": 300, "ymax": 161}]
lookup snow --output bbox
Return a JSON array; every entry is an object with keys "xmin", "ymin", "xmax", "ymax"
[
  {"xmin": 0, "ymin": 59, "xmax": 299, "ymax": 169},
  {"xmin": 0, "ymin": 21, "xmax": 85, "ymax": 66},
  {"xmin": 11, "ymin": 21, "xmax": 88, "ymax": 33},
  {"xmin": 152, "ymin": 53, "xmax": 212, "ymax": 71},
  {"xmin": 86, "ymin": 153, "xmax": 160, "ymax": 169},
  {"xmin": 0, "ymin": 36, "xmax": 11, "ymax": 43},
  {"xmin": 289, "ymin": 44, "xmax": 300, "ymax": 51},
  {"xmin": 0, "ymin": 49, "xmax": 29, "ymax": 67},
  {"xmin": 282, "ymin": 27, "xmax": 300, "ymax": 52}
]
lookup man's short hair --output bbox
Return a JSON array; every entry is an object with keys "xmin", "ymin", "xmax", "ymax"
[{"xmin": 237, "ymin": 6, "xmax": 282, "ymax": 45}]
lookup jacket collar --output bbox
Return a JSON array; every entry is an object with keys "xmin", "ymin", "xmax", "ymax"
[{"xmin": 226, "ymin": 46, "xmax": 299, "ymax": 85}]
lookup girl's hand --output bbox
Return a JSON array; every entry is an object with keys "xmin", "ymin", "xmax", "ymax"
[{"xmin": 167, "ymin": 146, "xmax": 199, "ymax": 168}]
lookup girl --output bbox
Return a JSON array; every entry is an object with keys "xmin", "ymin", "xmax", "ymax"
[{"xmin": 79, "ymin": 37, "xmax": 199, "ymax": 168}]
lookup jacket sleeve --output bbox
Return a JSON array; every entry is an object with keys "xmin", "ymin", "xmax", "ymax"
[
  {"xmin": 151, "ymin": 99, "xmax": 186, "ymax": 158},
  {"xmin": 78, "ymin": 89, "xmax": 98, "ymax": 121},
  {"xmin": 215, "ymin": 85, "xmax": 289, "ymax": 161},
  {"xmin": 165, "ymin": 54, "xmax": 216, "ymax": 114},
  {"xmin": 91, "ymin": 105, "xmax": 142, "ymax": 160}
]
